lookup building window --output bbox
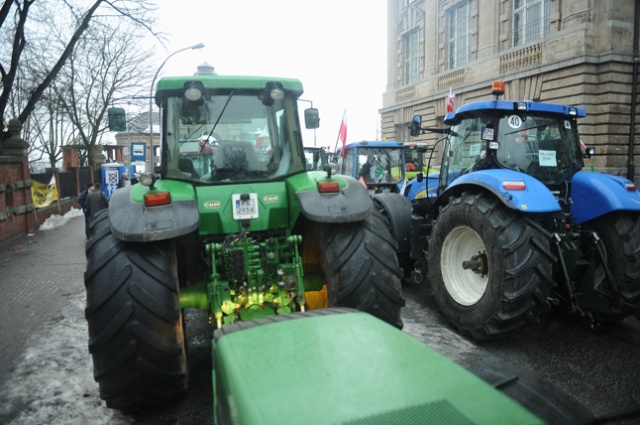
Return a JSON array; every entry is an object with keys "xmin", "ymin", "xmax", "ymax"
[
  {"xmin": 403, "ymin": 29, "xmax": 420, "ymax": 85},
  {"xmin": 513, "ymin": 0, "xmax": 550, "ymax": 47},
  {"xmin": 396, "ymin": 123, "xmax": 409, "ymax": 143},
  {"xmin": 448, "ymin": 2, "xmax": 470, "ymax": 69}
]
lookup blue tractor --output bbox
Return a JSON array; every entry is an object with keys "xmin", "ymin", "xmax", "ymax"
[
  {"xmin": 337, "ymin": 140, "xmax": 407, "ymax": 195},
  {"xmin": 384, "ymin": 81, "xmax": 640, "ymax": 339},
  {"xmin": 336, "ymin": 140, "xmax": 417, "ymax": 275},
  {"xmin": 402, "ymin": 171, "xmax": 440, "ymax": 201}
]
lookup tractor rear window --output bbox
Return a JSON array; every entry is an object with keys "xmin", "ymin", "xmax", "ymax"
[
  {"xmin": 496, "ymin": 114, "xmax": 582, "ymax": 184},
  {"xmin": 163, "ymin": 93, "xmax": 305, "ymax": 183},
  {"xmin": 355, "ymin": 147, "xmax": 404, "ymax": 185}
]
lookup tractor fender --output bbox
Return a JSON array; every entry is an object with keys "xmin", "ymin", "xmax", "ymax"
[
  {"xmin": 108, "ymin": 185, "xmax": 200, "ymax": 242},
  {"xmin": 570, "ymin": 171, "xmax": 640, "ymax": 223},
  {"xmin": 372, "ymin": 193, "xmax": 412, "ymax": 254},
  {"xmin": 295, "ymin": 175, "xmax": 372, "ymax": 223},
  {"xmin": 433, "ymin": 169, "xmax": 561, "ymax": 216}
]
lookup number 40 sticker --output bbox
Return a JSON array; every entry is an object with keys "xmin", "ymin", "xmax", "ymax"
[{"xmin": 507, "ymin": 115, "xmax": 522, "ymax": 129}]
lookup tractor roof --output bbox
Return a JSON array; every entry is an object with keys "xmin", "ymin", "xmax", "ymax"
[
  {"xmin": 156, "ymin": 75, "xmax": 304, "ymax": 97},
  {"xmin": 445, "ymin": 99, "xmax": 586, "ymax": 125}
]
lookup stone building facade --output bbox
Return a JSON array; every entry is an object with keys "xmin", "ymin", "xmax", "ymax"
[{"xmin": 381, "ymin": 0, "xmax": 639, "ymax": 181}]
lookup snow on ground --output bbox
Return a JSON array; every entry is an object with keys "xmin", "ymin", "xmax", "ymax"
[
  {"xmin": 0, "ymin": 207, "xmax": 133, "ymax": 424},
  {"xmin": 39, "ymin": 207, "xmax": 84, "ymax": 231},
  {"xmin": 0, "ymin": 292, "xmax": 133, "ymax": 425}
]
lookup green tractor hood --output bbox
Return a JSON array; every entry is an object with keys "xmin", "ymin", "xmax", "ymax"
[{"xmin": 212, "ymin": 310, "xmax": 542, "ymax": 425}]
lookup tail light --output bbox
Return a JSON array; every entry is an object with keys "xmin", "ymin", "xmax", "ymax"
[
  {"xmin": 317, "ymin": 181, "xmax": 340, "ymax": 193},
  {"xmin": 144, "ymin": 191, "xmax": 171, "ymax": 206},
  {"xmin": 503, "ymin": 181, "xmax": 526, "ymax": 191}
]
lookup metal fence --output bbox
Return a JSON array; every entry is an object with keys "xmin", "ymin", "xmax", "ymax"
[{"xmin": 31, "ymin": 168, "xmax": 101, "ymax": 200}]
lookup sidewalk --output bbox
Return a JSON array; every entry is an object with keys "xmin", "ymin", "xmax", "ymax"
[{"xmin": 0, "ymin": 213, "xmax": 87, "ymax": 384}]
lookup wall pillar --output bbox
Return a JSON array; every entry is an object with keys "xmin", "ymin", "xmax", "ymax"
[{"xmin": 0, "ymin": 118, "xmax": 36, "ymax": 241}]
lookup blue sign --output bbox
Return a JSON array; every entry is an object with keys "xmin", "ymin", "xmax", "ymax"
[
  {"xmin": 131, "ymin": 143, "xmax": 146, "ymax": 162},
  {"xmin": 101, "ymin": 164, "xmax": 134, "ymax": 199},
  {"xmin": 101, "ymin": 165, "xmax": 121, "ymax": 199}
]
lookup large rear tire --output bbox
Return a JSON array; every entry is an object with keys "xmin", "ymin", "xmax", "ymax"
[
  {"xmin": 84, "ymin": 209, "xmax": 188, "ymax": 410},
  {"xmin": 588, "ymin": 211, "xmax": 640, "ymax": 320},
  {"xmin": 428, "ymin": 192, "xmax": 553, "ymax": 339},
  {"xmin": 302, "ymin": 210, "xmax": 405, "ymax": 328},
  {"xmin": 372, "ymin": 193, "xmax": 413, "ymax": 280}
]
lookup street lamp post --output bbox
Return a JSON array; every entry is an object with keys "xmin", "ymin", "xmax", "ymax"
[{"xmin": 148, "ymin": 42, "xmax": 205, "ymax": 171}]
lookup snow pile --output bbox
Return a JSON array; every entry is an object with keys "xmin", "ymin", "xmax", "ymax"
[
  {"xmin": 39, "ymin": 208, "xmax": 84, "ymax": 231},
  {"xmin": 0, "ymin": 293, "xmax": 133, "ymax": 425}
]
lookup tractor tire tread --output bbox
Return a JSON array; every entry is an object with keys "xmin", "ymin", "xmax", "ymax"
[
  {"xmin": 84, "ymin": 212, "xmax": 187, "ymax": 410},
  {"xmin": 314, "ymin": 210, "xmax": 405, "ymax": 328},
  {"xmin": 429, "ymin": 192, "xmax": 553, "ymax": 339}
]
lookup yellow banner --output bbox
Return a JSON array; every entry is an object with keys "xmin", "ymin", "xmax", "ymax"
[{"xmin": 31, "ymin": 180, "xmax": 58, "ymax": 209}]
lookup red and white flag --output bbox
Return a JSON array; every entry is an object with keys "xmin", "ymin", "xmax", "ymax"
[
  {"xmin": 339, "ymin": 109, "xmax": 347, "ymax": 158},
  {"xmin": 446, "ymin": 87, "xmax": 455, "ymax": 113}
]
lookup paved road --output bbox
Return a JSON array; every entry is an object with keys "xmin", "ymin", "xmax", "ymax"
[
  {"xmin": 401, "ymin": 282, "xmax": 640, "ymax": 424},
  {"xmin": 0, "ymin": 213, "xmax": 88, "ymax": 385},
  {"xmin": 0, "ymin": 215, "xmax": 639, "ymax": 424}
]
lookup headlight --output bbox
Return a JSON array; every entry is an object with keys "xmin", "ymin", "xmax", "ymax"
[{"xmin": 184, "ymin": 86, "xmax": 202, "ymax": 101}]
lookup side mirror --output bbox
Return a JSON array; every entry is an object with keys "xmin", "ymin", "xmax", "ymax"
[
  {"xmin": 107, "ymin": 108, "xmax": 127, "ymax": 132},
  {"xmin": 304, "ymin": 108, "xmax": 320, "ymax": 129},
  {"xmin": 410, "ymin": 115, "xmax": 422, "ymax": 137}
]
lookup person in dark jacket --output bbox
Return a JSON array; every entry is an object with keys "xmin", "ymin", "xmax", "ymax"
[
  {"xmin": 118, "ymin": 172, "xmax": 129, "ymax": 188},
  {"xmin": 78, "ymin": 182, "xmax": 94, "ymax": 239},
  {"xmin": 86, "ymin": 182, "xmax": 109, "ymax": 225}
]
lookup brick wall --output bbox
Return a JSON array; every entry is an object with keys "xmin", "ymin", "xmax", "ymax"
[{"xmin": 0, "ymin": 154, "xmax": 37, "ymax": 243}]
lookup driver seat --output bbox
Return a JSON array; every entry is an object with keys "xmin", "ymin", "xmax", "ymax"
[{"xmin": 178, "ymin": 157, "xmax": 200, "ymax": 178}]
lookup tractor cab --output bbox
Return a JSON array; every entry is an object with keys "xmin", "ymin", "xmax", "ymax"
[
  {"xmin": 155, "ymin": 77, "xmax": 319, "ymax": 184},
  {"xmin": 337, "ymin": 141, "xmax": 406, "ymax": 195},
  {"xmin": 303, "ymin": 146, "xmax": 329, "ymax": 171},
  {"xmin": 441, "ymin": 104, "xmax": 585, "ymax": 189},
  {"xmin": 403, "ymin": 143, "xmax": 430, "ymax": 181},
  {"xmin": 412, "ymin": 81, "xmax": 588, "ymax": 201}
]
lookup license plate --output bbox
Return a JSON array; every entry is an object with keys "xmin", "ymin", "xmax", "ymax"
[{"xmin": 232, "ymin": 193, "xmax": 259, "ymax": 220}]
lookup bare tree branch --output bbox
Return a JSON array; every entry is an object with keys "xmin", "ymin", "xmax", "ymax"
[
  {"xmin": 0, "ymin": 0, "xmax": 161, "ymax": 145},
  {"xmin": 52, "ymin": 20, "xmax": 155, "ymax": 167},
  {"xmin": 0, "ymin": 0, "xmax": 33, "ymax": 136}
]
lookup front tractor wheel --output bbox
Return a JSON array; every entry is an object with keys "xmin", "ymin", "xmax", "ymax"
[
  {"xmin": 428, "ymin": 192, "xmax": 553, "ymax": 339},
  {"xmin": 84, "ymin": 210, "xmax": 188, "ymax": 410},
  {"xmin": 302, "ymin": 210, "xmax": 405, "ymax": 328}
]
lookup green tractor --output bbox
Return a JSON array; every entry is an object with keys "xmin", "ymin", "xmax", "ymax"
[
  {"xmin": 85, "ymin": 74, "xmax": 404, "ymax": 410},
  {"xmin": 303, "ymin": 145, "xmax": 329, "ymax": 171},
  {"xmin": 84, "ymin": 72, "xmax": 599, "ymax": 424}
]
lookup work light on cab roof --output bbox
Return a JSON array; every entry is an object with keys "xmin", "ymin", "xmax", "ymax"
[
  {"xmin": 184, "ymin": 84, "xmax": 202, "ymax": 101},
  {"xmin": 491, "ymin": 81, "xmax": 505, "ymax": 97},
  {"xmin": 269, "ymin": 84, "xmax": 284, "ymax": 101}
]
